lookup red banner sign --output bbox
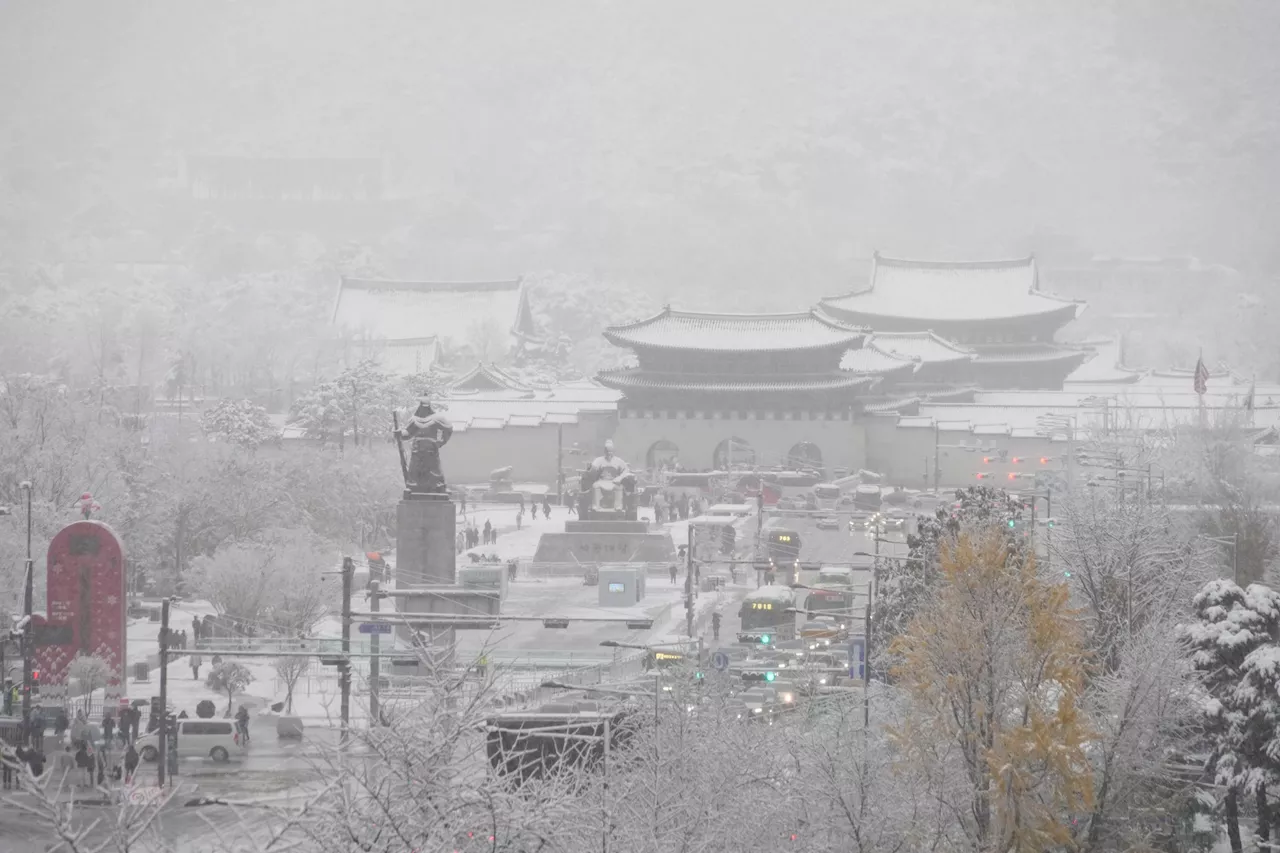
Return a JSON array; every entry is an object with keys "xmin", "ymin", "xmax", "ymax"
[{"xmin": 35, "ymin": 521, "xmax": 127, "ymax": 703}]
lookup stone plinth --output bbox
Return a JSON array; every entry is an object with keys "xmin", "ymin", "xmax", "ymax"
[
  {"xmin": 396, "ymin": 497, "xmax": 457, "ymax": 587},
  {"xmin": 534, "ymin": 520, "xmax": 676, "ymax": 564}
]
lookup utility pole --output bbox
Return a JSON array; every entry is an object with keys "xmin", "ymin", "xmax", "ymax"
[
  {"xmin": 933, "ymin": 421, "xmax": 940, "ymax": 491},
  {"xmin": 158, "ymin": 597, "xmax": 170, "ymax": 787},
  {"xmin": 863, "ymin": 596, "xmax": 872, "ymax": 730},
  {"xmin": 685, "ymin": 525, "xmax": 694, "ymax": 637},
  {"xmin": 20, "ymin": 481, "xmax": 33, "ymax": 746},
  {"xmin": 368, "ymin": 580, "xmax": 381, "ymax": 726},
  {"xmin": 557, "ymin": 423, "xmax": 564, "ymax": 506},
  {"xmin": 339, "ymin": 557, "xmax": 354, "ymax": 744}
]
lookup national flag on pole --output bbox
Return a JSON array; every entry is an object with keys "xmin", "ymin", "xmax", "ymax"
[
  {"xmin": 1245, "ymin": 379, "xmax": 1256, "ymax": 411},
  {"xmin": 1193, "ymin": 357, "xmax": 1210, "ymax": 395}
]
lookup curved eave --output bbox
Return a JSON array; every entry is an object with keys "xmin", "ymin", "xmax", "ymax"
[
  {"xmin": 820, "ymin": 300, "xmax": 1081, "ymax": 329},
  {"xmin": 971, "ymin": 348, "xmax": 1090, "ymax": 366},
  {"xmin": 842, "ymin": 360, "xmax": 918, "ymax": 381},
  {"xmin": 602, "ymin": 332, "xmax": 867, "ymax": 355},
  {"xmin": 596, "ymin": 370, "xmax": 877, "ymax": 394}
]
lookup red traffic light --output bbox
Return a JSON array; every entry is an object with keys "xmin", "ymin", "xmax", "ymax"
[
  {"xmin": 982, "ymin": 457, "xmax": 991, "ymax": 464},
  {"xmin": 976, "ymin": 473, "xmax": 989, "ymax": 480},
  {"xmin": 1011, "ymin": 457, "xmax": 1022, "ymax": 464},
  {"xmin": 31, "ymin": 670, "xmax": 39, "ymax": 681},
  {"xmin": 1039, "ymin": 456, "xmax": 1050, "ymax": 464}
]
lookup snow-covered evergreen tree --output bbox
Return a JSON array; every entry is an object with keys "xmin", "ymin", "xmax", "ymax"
[{"xmin": 1180, "ymin": 579, "xmax": 1280, "ymax": 853}]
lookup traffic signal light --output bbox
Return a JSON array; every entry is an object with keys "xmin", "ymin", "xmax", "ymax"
[
  {"xmin": 1007, "ymin": 519, "xmax": 1016, "ymax": 529},
  {"xmin": 764, "ymin": 671, "xmax": 777, "ymax": 682},
  {"xmin": 760, "ymin": 634, "xmax": 771, "ymax": 645},
  {"xmin": 976, "ymin": 473, "xmax": 990, "ymax": 480},
  {"xmin": 1011, "ymin": 457, "xmax": 1023, "ymax": 464},
  {"xmin": 982, "ymin": 457, "xmax": 991, "ymax": 464},
  {"xmin": 1040, "ymin": 457, "xmax": 1050, "ymax": 465},
  {"xmin": 694, "ymin": 671, "xmax": 704, "ymax": 680},
  {"xmin": 1063, "ymin": 570, "xmax": 1072, "ymax": 578},
  {"xmin": 1047, "ymin": 519, "xmax": 1056, "ymax": 529}
]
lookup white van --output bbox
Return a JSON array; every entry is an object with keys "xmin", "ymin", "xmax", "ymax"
[{"xmin": 137, "ymin": 719, "xmax": 245, "ymax": 763}]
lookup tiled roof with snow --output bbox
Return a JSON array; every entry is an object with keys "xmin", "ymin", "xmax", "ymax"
[
  {"xmin": 331, "ymin": 276, "xmax": 538, "ymax": 344},
  {"xmin": 840, "ymin": 341, "xmax": 920, "ymax": 376},
  {"xmin": 603, "ymin": 308, "xmax": 867, "ymax": 353},
  {"xmin": 450, "ymin": 362, "xmax": 537, "ymax": 392},
  {"xmin": 821, "ymin": 253, "xmax": 1085, "ymax": 323},
  {"xmin": 596, "ymin": 369, "xmax": 877, "ymax": 394},
  {"xmin": 970, "ymin": 343, "xmax": 1088, "ymax": 365},
  {"xmin": 1063, "ymin": 339, "xmax": 1148, "ymax": 384},
  {"xmin": 869, "ymin": 331, "xmax": 975, "ymax": 364},
  {"xmin": 435, "ymin": 385, "xmax": 621, "ymax": 432}
]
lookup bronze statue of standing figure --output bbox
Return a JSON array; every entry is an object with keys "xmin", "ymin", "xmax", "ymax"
[{"xmin": 394, "ymin": 401, "xmax": 453, "ymax": 498}]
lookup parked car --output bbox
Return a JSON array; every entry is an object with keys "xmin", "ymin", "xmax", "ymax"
[
  {"xmin": 815, "ymin": 516, "xmax": 840, "ymax": 530},
  {"xmin": 137, "ymin": 719, "xmax": 246, "ymax": 764}
]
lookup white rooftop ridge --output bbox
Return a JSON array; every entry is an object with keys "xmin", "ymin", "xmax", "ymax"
[
  {"xmin": 331, "ymin": 275, "xmax": 537, "ymax": 345},
  {"xmin": 603, "ymin": 307, "xmax": 867, "ymax": 352},
  {"xmin": 821, "ymin": 253, "xmax": 1085, "ymax": 323}
]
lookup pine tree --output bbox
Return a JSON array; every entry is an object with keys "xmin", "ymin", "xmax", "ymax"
[{"xmin": 1179, "ymin": 579, "xmax": 1280, "ymax": 853}]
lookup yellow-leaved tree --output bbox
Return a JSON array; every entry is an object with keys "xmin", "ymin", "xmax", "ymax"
[{"xmin": 889, "ymin": 527, "xmax": 1094, "ymax": 852}]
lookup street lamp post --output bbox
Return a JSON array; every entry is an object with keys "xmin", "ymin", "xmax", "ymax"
[{"xmin": 19, "ymin": 481, "xmax": 33, "ymax": 746}]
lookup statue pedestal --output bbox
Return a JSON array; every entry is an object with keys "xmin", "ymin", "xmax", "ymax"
[
  {"xmin": 534, "ymin": 519, "xmax": 676, "ymax": 565},
  {"xmin": 396, "ymin": 497, "xmax": 457, "ymax": 587}
]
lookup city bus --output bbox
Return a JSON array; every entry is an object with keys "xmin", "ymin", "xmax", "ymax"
[
  {"xmin": 804, "ymin": 586, "xmax": 855, "ymax": 618},
  {"xmin": 661, "ymin": 471, "xmax": 729, "ymax": 500},
  {"xmin": 813, "ymin": 483, "xmax": 841, "ymax": 511},
  {"xmin": 738, "ymin": 586, "xmax": 797, "ymax": 644},
  {"xmin": 762, "ymin": 526, "xmax": 802, "ymax": 565}
]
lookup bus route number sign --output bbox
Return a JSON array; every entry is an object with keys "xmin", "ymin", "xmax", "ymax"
[{"xmin": 750, "ymin": 602, "xmax": 773, "ymax": 611}]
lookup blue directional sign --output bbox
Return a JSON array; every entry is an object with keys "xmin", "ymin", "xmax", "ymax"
[
  {"xmin": 712, "ymin": 650, "xmax": 730, "ymax": 672},
  {"xmin": 358, "ymin": 622, "xmax": 392, "ymax": 635},
  {"xmin": 848, "ymin": 637, "xmax": 866, "ymax": 681}
]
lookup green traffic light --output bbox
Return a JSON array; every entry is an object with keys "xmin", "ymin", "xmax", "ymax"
[
  {"xmin": 760, "ymin": 635, "xmax": 770, "ymax": 645},
  {"xmin": 694, "ymin": 671, "xmax": 704, "ymax": 680},
  {"xmin": 765, "ymin": 671, "xmax": 776, "ymax": 682},
  {"xmin": 1063, "ymin": 570, "xmax": 1072, "ymax": 578},
  {"xmin": 1007, "ymin": 519, "xmax": 1016, "ymax": 528}
]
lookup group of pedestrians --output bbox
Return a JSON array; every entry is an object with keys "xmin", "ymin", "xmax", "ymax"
[
  {"xmin": 461, "ymin": 520, "xmax": 496, "ymax": 549},
  {"xmin": 652, "ymin": 492, "xmax": 703, "ymax": 524}
]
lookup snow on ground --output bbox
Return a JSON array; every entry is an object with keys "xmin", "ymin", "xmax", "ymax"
[{"xmin": 112, "ymin": 502, "xmax": 738, "ymax": 726}]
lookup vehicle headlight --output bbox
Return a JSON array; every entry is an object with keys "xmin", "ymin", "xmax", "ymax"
[
  {"xmin": 819, "ymin": 678, "xmax": 827, "ymax": 685},
  {"xmin": 752, "ymin": 707, "xmax": 762, "ymax": 714},
  {"xmin": 781, "ymin": 693, "xmax": 793, "ymax": 703}
]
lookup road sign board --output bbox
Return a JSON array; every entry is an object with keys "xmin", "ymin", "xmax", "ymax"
[
  {"xmin": 848, "ymin": 637, "xmax": 866, "ymax": 681},
  {"xmin": 711, "ymin": 651, "xmax": 730, "ymax": 672},
  {"xmin": 358, "ymin": 622, "xmax": 392, "ymax": 635}
]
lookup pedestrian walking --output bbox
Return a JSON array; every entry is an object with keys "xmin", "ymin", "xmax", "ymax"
[
  {"xmin": 460, "ymin": 494, "xmax": 467, "ymax": 515},
  {"xmin": 235, "ymin": 705, "xmax": 251, "ymax": 744},
  {"xmin": 25, "ymin": 747, "xmax": 43, "ymax": 783},
  {"xmin": 483, "ymin": 519, "xmax": 492, "ymax": 544},
  {"xmin": 2, "ymin": 746, "xmax": 13, "ymax": 789},
  {"xmin": 74, "ymin": 742, "xmax": 92, "ymax": 787},
  {"xmin": 102, "ymin": 712, "xmax": 115, "ymax": 746},
  {"xmin": 70, "ymin": 710, "xmax": 88, "ymax": 746},
  {"xmin": 123, "ymin": 743, "xmax": 139, "ymax": 784},
  {"xmin": 542, "ymin": 496, "xmax": 552, "ymax": 518},
  {"xmin": 54, "ymin": 745, "xmax": 75, "ymax": 781},
  {"xmin": 516, "ymin": 507, "xmax": 523, "ymax": 530},
  {"xmin": 53, "ymin": 707, "xmax": 68, "ymax": 741},
  {"xmin": 190, "ymin": 653, "xmax": 203, "ymax": 680},
  {"xmin": 669, "ymin": 564, "xmax": 678, "ymax": 584},
  {"xmin": 192, "ymin": 615, "xmax": 202, "ymax": 642},
  {"xmin": 712, "ymin": 611, "xmax": 722, "ymax": 641}
]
